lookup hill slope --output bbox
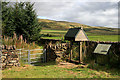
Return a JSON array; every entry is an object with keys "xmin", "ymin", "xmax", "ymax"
[{"xmin": 38, "ymin": 19, "xmax": 119, "ymax": 35}]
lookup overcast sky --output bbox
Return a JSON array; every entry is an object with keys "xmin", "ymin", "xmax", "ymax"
[
  {"xmin": 5, "ymin": 0, "xmax": 119, "ymax": 28},
  {"xmin": 33, "ymin": 1, "xmax": 118, "ymax": 28}
]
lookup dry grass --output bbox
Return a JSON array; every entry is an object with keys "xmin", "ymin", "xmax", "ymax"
[{"xmin": 2, "ymin": 33, "xmax": 41, "ymax": 49}]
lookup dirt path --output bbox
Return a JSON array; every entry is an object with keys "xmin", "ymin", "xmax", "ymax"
[
  {"xmin": 56, "ymin": 62, "xmax": 88, "ymax": 69},
  {"xmin": 57, "ymin": 62, "xmax": 79, "ymax": 69}
]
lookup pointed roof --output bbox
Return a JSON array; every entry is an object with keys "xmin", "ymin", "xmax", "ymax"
[
  {"xmin": 64, "ymin": 27, "xmax": 89, "ymax": 41},
  {"xmin": 65, "ymin": 28, "xmax": 81, "ymax": 38}
]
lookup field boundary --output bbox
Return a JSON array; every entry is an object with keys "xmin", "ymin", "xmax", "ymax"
[{"xmin": 40, "ymin": 38, "xmax": 120, "ymax": 43}]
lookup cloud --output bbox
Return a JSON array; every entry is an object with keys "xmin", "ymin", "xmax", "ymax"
[
  {"xmin": 34, "ymin": 2, "xmax": 118, "ymax": 28},
  {"xmin": 4, "ymin": 0, "xmax": 120, "ymax": 2},
  {"xmin": 3, "ymin": 0, "xmax": 119, "ymax": 28}
]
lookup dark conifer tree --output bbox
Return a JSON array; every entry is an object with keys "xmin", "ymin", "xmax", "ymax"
[{"xmin": 2, "ymin": 2, "xmax": 42, "ymax": 42}]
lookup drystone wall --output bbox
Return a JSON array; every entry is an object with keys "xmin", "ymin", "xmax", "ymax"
[
  {"xmin": 0, "ymin": 45, "xmax": 20, "ymax": 70},
  {"xmin": 83, "ymin": 41, "xmax": 120, "ymax": 67}
]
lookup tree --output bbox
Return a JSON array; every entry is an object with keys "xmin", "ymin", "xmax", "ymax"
[
  {"xmin": 2, "ymin": 2, "xmax": 15, "ymax": 36},
  {"xmin": 2, "ymin": 2, "xmax": 42, "ymax": 42},
  {"xmin": 0, "ymin": 1, "xmax": 2, "ymax": 32}
]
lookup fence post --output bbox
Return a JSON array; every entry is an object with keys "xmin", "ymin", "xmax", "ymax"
[
  {"xmin": 46, "ymin": 45, "xmax": 48, "ymax": 62},
  {"xmin": 44, "ymin": 49, "xmax": 47, "ymax": 63},
  {"xmin": 70, "ymin": 41, "xmax": 73, "ymax": 61},
  {"xmin": 20, "ymin": 49, "xmax": 21, "ymax": 59},
  {"xmin": 28, "ymin": 50, "xmax": 31, "ymax": 64}
]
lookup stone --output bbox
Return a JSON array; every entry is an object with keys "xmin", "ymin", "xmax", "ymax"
[
  {"xmin": 9, "ymin": 60, "xmax": 17, "ymax": 63},
  {"xmin": 14, "ymin": 58, "xmax": 19, "ymax": 60},
  {"xmin": 2, "ymin": 63, "xmax": 5, "ymax": 66},
  {"xmin": 2, "ymin": 55, "xmax": 6, "ymax": 58},
  {"xmin": 7, "ymin": 63, "xmax": 13, "ymax": 66},
  {"xmin": 1, "ymin": 45, "xmax": 20, "ymax": 69}
]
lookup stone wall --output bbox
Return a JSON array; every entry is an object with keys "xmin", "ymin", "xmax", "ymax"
[
  {"xmin": 46, "ymin": 46, "xmax": 57, "ymax": 62},
  {"xmin": 1, "ymin": 45, "xmax": 20, "ymax": 70},
  {"xmin": 83, "ymin": 41, "xmax": 120, "ymax": 67}
]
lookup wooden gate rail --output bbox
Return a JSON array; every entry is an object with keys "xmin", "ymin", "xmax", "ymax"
[{"xmin": 17, "ymin": 49, "xmax": 47, "ymax": 64}]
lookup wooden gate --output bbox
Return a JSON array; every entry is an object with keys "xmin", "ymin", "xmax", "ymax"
[{"xmin": 17, "ymin": 49, "xmax": 47, "ymax": 64}]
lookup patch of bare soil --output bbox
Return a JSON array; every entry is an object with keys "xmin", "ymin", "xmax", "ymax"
[
  {"xmin": 57, "ymin": 62, "xmax": 88, "ymax": 69},
  {"xmin": 57, "ymin": 62, "xmax": 79, "ymax": 69}
]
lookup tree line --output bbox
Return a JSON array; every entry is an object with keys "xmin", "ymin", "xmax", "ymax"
[{"xmin": 2, "ymin": 2, "xmax": 42, "ymax": 42}]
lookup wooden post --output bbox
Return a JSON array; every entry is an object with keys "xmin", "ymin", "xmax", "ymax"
[
  {"xmin": 70, "ymin": 41, "xmax": 73, "ymax": 61},
  {"xmin": 46, "ymin": 44, "xmax": 48, "ymax": 62},
  {"xmin": 68, "ymin": 42, "xmax": 70, "ymax": 60},
  {"xmin": 45, "ymin": 49, "xmax": 47, "ymax": 63},
  {"xmin": 79, "ymin": 41, "xmax": 83, "ymax": 63},
  {"xmin": 49, "ymin": 41, "xmax": 52, "ymax": 48},
  {"xmin": 28, "ymin": 50, "xmax": 30, "ymax": 64},
  {"xmin": 83, "ymin": 42, "xmax": 87, "ymax": 58},
  {"xmin": 19, "ymin": 49, "xmax": 22, "ymax": 59},
  {"xmin": 43, "ymin": 49, "xmax": 47, "ymax": 63},
  {"xmin": 55, "ymin": 45, "xmax": 56, "ymax": 50},
  {"xmin": 61, "ymin": 43, "xmax": 62, "ymax": 49}
]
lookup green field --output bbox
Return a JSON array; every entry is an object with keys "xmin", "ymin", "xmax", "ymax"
[
  {"xmin": 2, "ymin": 62, "xmax": 120, "ymax": 78},
  {"xmin": 41, "ymin": 29, "xmax": 119, "ymax": 41}
]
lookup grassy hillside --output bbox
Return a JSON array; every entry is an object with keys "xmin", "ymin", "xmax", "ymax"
[
  {"xmin": 39, "ymin": 19, "xmax": 119, "ymax": 41},
  {"xmin": 39, "ymin": 19, "xmax": 119, "ymax": 35},
  {"xmin": 40, "ymin": 29, "xmax": 119, "ymax": 41}
]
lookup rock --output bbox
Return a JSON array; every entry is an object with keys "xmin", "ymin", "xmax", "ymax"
[
  {"xmin": 1, "ymin": 45, "xmax": 20, "ymax": 69},
  {"xmin": 7, "ymin": 63, "xmax": 13, "ymax": 66},
  {"xmin": 2, "ymin": 63, "xmax": 6, "ymax": 66},
  {"xmin": 9, "ymin": 60, "xmax": 17, "ymax": 63},
  {"xmin": 2, "ymin": 56, "xmax": 6, "ymax": 59},
  {"xmin": 14, "ymin": 58, "xmax": 19, "ymax": 60}
]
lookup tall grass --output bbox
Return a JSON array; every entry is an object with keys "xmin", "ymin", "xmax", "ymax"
[{"xmin": 2, "ymin": 33, "xmax": 39, "ymax": 49}]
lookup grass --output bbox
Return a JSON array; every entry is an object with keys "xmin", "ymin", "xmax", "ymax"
[
  {"xmin": 88, "ymin": 35, "xmax": 119, "ymax": 41},
  {"xmin": 41, "ymin": 37, "xmax": 63, "ymax": 40},
  {"xmin": 41, "ymin": 29, "xmax": 67, "ymax": 32},
  {"xmin": 2, "ymin": 34, "xmax": 42, "ymax": 49},
  {"xmin": 2, "ymin": 62, "xmax": 120, "ymax": 78},
  {"xmin": 41, "ymin": 29, "xmax": 119, "ymax": 41},
  {"xmin": 38, "ymin": 19, "xmax": 118, "ymax": 35}
]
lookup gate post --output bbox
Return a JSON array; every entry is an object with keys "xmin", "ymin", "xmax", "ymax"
[
  {"xmin": 20, "ymin": 49, "xmax": 22, "ymax": 59},
  {"xmin": 70, "ymin": 41, "xmax": 73, "ymax": 61},
  {"xmin": 28, "ymin": 50, "xmax": 31, "ymax": 64},
  {"xmin": 44, "ymin": 49, "xmax": 47, "ymax": 63},
  {"xmin": 44, "ymin": 44, "xmax": 47, "ymax": 63}
]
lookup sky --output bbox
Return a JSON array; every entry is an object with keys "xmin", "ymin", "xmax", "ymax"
[
  {"xmin": 34, "ymin": 2, "xmax": 118, "ymax": 28},
  {"xmin": 4, "ymin": 0, "xmax": 120, "ymax": 28}
]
